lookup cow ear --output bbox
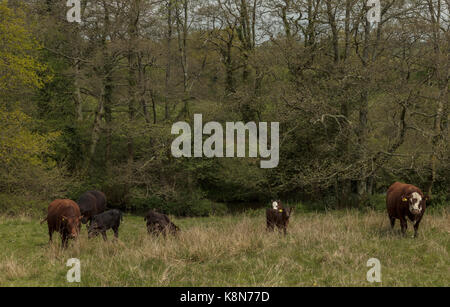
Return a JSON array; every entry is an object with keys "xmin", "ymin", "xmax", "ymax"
[
  {"xmin": 401, "ymin": 194, "xmax": 408, "ymax": 202},
  {"xmin": 61, "ymin": 215, "xmax": 67, "ymax": 221}
]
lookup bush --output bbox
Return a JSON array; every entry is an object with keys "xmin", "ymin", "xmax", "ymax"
[
  {"xmin": 211, "ymin": 202, "xmax": 228, "ymax": 216},
  {"xmin": 427, "ymin": 192, "xmax": 449, "ymax": 213},
  {"xmin": 127, "ymin": 190, "xmax": 224, "ymax": 217},
  {"xmin": 368, "ymin": 194, "xmax": 386, "ymax": 211},
  {"xmin": 0, "ymin": 193, "xmax": 47, "ymax": 217}
]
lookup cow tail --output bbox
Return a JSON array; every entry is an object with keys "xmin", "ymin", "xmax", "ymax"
[{"xmin": 40, "ymin": 216, "xmax": 48, "ymax": 224}]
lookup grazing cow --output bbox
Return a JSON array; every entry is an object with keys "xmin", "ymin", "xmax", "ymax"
[
  {"xmin": 144, "ymin": 210, "xmax": 180, "ymax": 236},
  {"xmin": 266, "ymin": 201, "xmax": 293, "ymax": 235},
  {"xmin": 42, "ymin": 199, "xmax": 82, "ymax": 248},
  {"xmin": 386, "ymin": 182, "xmax": 428, "ymax": 238},
  {"xmin": 77, "ymin": 190, "xmax": 107, "ymax": 226},
  {"xmin": 88, "ymin": 209, "xmax": 123, "ymax": 241}
]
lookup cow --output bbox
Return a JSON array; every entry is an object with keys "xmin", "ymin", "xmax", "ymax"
[
  {"xmin": 41, "ymin": 199, "xmax": 82, "ymax": 248},
  {"xmin": 386, "ymin": 182, "xmax": 428, "ymax": 238},
  {"xmin": 88, "ymin": 209, "xmax": 123, "ymax": 241},
  {"xmin": 266, "ymin": 200, "xmax": 293, "ymax": 235},
  {"xmin": 77, "ymin": 190, "xmax": 107, "ymax": 226},
  {"xmin": 144, "ymin": 210, "xmax": 180, "ymax": 237}
]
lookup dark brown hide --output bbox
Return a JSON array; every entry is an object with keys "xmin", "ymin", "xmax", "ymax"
[
  {"xmin": 266, "ymin": 204, "xmax": 293, "ymax": 235},
  {"xmin": 144, "ymin": 210, "xmax": 180, "ymax": 237},
  {"xmin": 386, "ymin": 182, "xmax": 427, "ymax": 237},
  {"xmin": 44, "ymin": 199, "xmax": 82, "ymax": 248},
  {"xmin": 77, "ymin": 191, "xmax": 107, "ymax": 225}
]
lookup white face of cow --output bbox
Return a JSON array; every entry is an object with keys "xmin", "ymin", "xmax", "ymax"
[
  {"xmin": 409, "ymin": 192, "xmax": 423, "ymax": 214},
  {"xmin": 272, "ymin": 201, "xmax": 279, "ymax": 210}
]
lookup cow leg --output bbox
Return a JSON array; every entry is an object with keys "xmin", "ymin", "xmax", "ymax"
[
  {"xmin": 413, "ymin": 215, "xmax": 423, "ymax": 238},
  {"xmin": 266, "ymin": 221, "xmax": 274, "ymax": 232},
  {"xmin": 61, "ymin": 233, "xmax": 68, "ymax": 249},
  {"xmin": 48, "ymin": 227, "xmax": 54, "ymax": 244},
  {"xmin": 389, "ymin": 216, "xmax": 395, "ymax": 229},
  {"xmin": 399, "ymin": 218, "xmax": 407, "ymax": 236},
  {"xmin": 284, "ymin": 221, "xmax": 289, "ymax": 236},
  {"xmin": 101, "ymin": 231, "xmax": 107, "ymax": 241},
  {"xmin": 147, "ymin": 224, "xmax": 157, "ymax": 236},
  {"xmin": 113, "ymin": 226, "xmax": 119, "ymax": 239}
]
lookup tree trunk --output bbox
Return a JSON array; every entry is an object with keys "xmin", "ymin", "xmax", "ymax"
[
  {"xmin": 74, "ymin": 61, "xmax": 83, "ymax": 121},
  {"xmin": 427, "ymin": 0, "xmax": 448, "ymax": 197},
  {"xmin": 356, "ymin": 17, "xmax": 371, "ymax": 206},
  {"xmin": 165, "ymin": 0, "xmax": 173, "ymax": 120}
]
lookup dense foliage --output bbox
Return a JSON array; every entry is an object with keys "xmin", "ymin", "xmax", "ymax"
[{"xmin": 0, "ymin": 0, "xmax": 448, "ymax": 215}]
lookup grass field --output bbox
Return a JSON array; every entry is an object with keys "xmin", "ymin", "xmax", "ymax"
[{"xmin": 0, "ymin": 208, "xmax": 449, "ymax": 286}]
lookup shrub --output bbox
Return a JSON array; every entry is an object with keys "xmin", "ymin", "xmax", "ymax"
[
  {"xmin": 368, "ymin": 194, "xmax": 386, "ymax": 211},
  {"xmin": 211, "ymin": 202, "xmax": 228, "ymax": 216},
  {"xmin": 0, "ymin": 193, "xmax": 47, "ymax": 217},
  {"xmin": 127, "ymin": 190, "xmax": 221, "ymax": 217}
]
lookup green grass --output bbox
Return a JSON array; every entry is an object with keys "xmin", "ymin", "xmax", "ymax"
[{"xmin": 0, "ymin": 208, "xmax": 448, "ymax": 286}]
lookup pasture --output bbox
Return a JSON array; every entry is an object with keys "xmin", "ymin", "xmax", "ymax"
[{"xmin": 0, "ymin": 208, "xmax": 449, "ymax": 286}]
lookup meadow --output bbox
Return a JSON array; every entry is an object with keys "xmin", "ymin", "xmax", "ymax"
[{"xmin": 0, "ymin": 208, "xmax": 448, "ymax": 287}]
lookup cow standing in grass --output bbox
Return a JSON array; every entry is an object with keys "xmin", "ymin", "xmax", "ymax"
[
  {"xmin": 88, "ymin": 209, "xmax": 123, "ymax": 241},
  {"xmin": 266, "ymin": 200, "xmax": 293, "ymax": 235},
  {"xmin": 386, "ymin": 182, "xmax": 428, "ymax": 238},
  {"xmin": 145, "ymin": 210, "xmax": 180, "ymax": 237},
  {"xmin": 42, "ymin": 199, "xmax": 83, "ymax": 248},
  {"xmin": 77, "ymin": 190, "xmax": 107, "ymax": 227}
]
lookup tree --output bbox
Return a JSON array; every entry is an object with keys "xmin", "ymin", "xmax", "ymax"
[{"xmin": 0, "ymin": 0, "xmax": 47, "ymax": 98}]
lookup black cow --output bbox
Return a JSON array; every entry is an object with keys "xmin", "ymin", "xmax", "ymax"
[
  {"xmin": 77, "ymin": 190, "xmax": 107, "ymax": 226},
  {"xmin": 144, "ymin": 210, "xmax": 180, "ymax": 236},
  {"xmin": 88, "ymin": 209, "xmax": 122, "ymax": 241}
]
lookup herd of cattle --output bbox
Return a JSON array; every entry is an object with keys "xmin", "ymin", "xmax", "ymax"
[
  {"xmin": 41, "ymin": 182, "xmax": 428, "ymax": 248},
  {"xmin": 41, "ymin": 191, "xmax": 180, "ymax": 247}
]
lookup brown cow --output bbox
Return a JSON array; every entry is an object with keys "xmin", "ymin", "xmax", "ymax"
[
  {"xmin": 144, "ymin": 210, "xmax": 180, "ymax": 237},
  {"xmin": 77, "ymin": 190, "xmax": 107, "ymax": 226},
  {"xmin": 266, "ymin": 200, "xmax": 293, "ymax": 235},
  {"xmin": 386, "ymin": 182, "xmax": 428, "ymax": 238},
  {"xmin": 42, "ymin": 199, "xmax": 83, "ymax": 248}
]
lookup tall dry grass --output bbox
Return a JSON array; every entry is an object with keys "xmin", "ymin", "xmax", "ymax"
[{"xmin": 0, "ymin": 209, "xmax": 448, "ymax": 286}]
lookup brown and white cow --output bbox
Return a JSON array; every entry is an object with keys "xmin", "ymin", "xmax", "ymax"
[
  {"xmin": 386, "ymin": 182, "xmax": 428, "ymax": 238},
  {"xmin": 266, "ymin": 200, "xmax": 293, "ymax": 235},
  {"xmin": 42, "ymin": 199, "xmax": 83, "ymax": 248}
]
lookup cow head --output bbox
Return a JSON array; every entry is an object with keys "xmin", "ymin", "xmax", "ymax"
[
  {"xmin": 169, "ymin": 222, "xmax": 180, "ymax": 234},
  {"xmin": 401, "ymin": 192, "xmax": 425, "ymax": 215},
  {"xmin": 272, "ymin": 200, "xmax": 282, "ymax": 210},
  {"xmin": 87, "ymin": 216, "xmax": 102, "ymax": 238},
  {"xmin": 61, "ymin": 215, "xmax": 82, "ymax": 238},
  {"xmin": 80, "ymin": 214, "xmax": 89, "ymax": 224}
]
